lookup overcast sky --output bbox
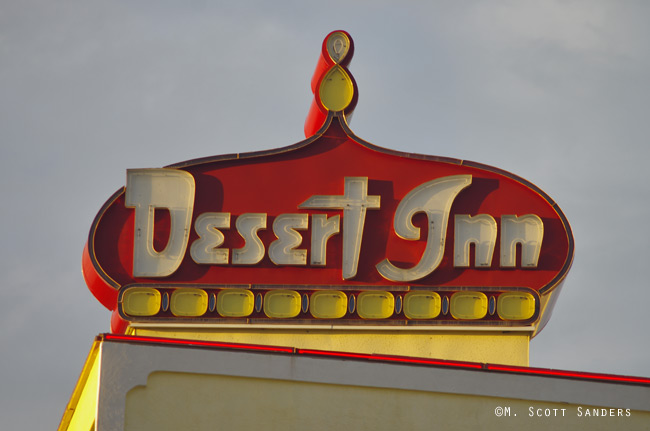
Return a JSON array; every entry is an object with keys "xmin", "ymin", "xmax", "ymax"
[{"xmin": 2, "ymin": 1, "xmax": 649, "ymax": 428}]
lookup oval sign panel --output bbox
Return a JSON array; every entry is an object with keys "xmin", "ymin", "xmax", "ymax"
[{"xmin": 83, "ymin": 113, "xmax": 573, "ymax": 334}]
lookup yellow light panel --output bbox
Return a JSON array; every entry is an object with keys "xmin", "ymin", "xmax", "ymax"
[
  {"xmin": 357, "ymin": 291, "xmax": 394, "ymax": 319},
  {"xmin": 170, "ymin": 289, "xmax": 208, "ymax": 317},
  {"xmin": 497, "ymin": 292, "xmax": 536, "ymax": 320},
  {"xmin": 217, "ymin": 289, "xmax": 254, "ymax": 318},
  {"xmin": 122, "ymin": 287, "xmax": 161, "ymax": 316},
  {"xmin": 318, "ymin": 65, "xmax": 354, "ymax": 112},
  {"xmin": 310, "ymin": 291, "xmax": 347, "ymax": 319},
  {"xmin": 404, "ymin": 291, "xmax": 441, "ymax": 319},
  {"xmin": 450, "ymin": 292, "xmax": 487, "ymax": 320},
  {"xmin": 264, "ymin": 290, "xmax": 301, "ymax": 318}
]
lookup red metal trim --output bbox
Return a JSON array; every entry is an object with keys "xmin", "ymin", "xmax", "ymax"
[
  {"xmin": 83, "ymin": 187, "xmax": 124, "ymax": 310},
  {"xmin": 486, "ymin": 363, "xmax": 650, "ymax": 385},
  {"xmin": 102, "ymin": 334, "xmax": 650, "ymax": 386},
  {"xmin": 103, "ymin": 333, "xmax": 295, "ymax": 354}
]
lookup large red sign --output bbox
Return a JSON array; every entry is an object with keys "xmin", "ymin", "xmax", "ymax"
[
  {"xmin": 83, "ymin": 113, "xmax": 573, "ymax": 321},
  {"xmin": 83, "ymin": 31, "xmax": 573, "ymax": 333}
]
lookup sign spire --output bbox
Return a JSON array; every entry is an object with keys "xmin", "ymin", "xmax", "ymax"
[{"xmin": 304, "ymin": 30, "xmax": 358, "ymax": 137}]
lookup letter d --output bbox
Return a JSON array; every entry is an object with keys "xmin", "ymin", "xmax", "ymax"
[{"xmin": 126, "ymin": 169, "xmax": 195, "ymax": 277}]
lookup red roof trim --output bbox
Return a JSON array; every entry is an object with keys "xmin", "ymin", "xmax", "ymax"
[
  {"xmin": 103, "ymin": 334, "xmax": 294, "ymax": 354},
  {"xmin": 102, "ymin": 334, "xmax": 650, "ymax": 386},
  {"xmin": 487, "ymin": 363, "xmax": 650, "ymax": 385}
]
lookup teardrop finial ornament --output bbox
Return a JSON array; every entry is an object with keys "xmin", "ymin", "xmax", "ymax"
[
  {"xmin": 326, "ymin": 31, "xmax": 350, "ymax": 63},
  {"xmin": 304, "ymin": 30, "xmax": 358, "ymax": 138},
  {"xmin": 319, "ymin": 65, "xmax": 354, "ymax": 112}
]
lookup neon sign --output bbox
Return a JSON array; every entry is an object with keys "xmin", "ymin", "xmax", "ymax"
[
  {"xmin": 82, "ymin": 31, "xmax": 573, "ymax": 333},
  {"xmin": 123, "ymin": 172, "xmax": 544, "ymax": 282}
]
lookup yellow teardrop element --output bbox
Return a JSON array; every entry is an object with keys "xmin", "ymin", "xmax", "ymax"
[{"xmin": 318, "ymin": 65, "xmax": 354, "ymax": 112}]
